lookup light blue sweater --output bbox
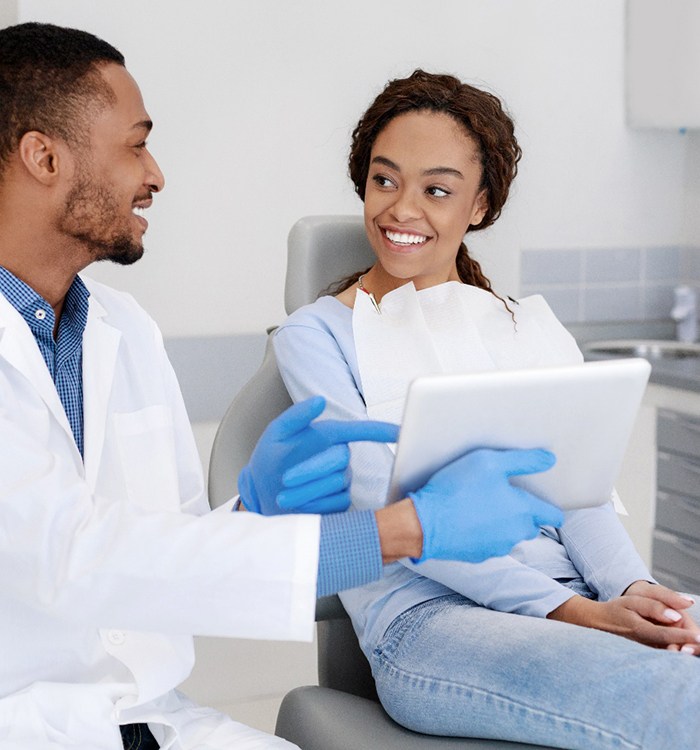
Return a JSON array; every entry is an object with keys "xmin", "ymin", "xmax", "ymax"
[{"xmin": 274, "ymin": 294, "xmax": 653, "ymax": 653}]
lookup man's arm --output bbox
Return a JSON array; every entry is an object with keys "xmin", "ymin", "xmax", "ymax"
[{"xmin": 238, "ymin": 403, "xmax": 563, "ymax": 596}]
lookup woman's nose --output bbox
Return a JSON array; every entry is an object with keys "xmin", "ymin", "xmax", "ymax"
[{"xmin": 390, "ymin": 188, "xmax": 421, "ymax": 222}]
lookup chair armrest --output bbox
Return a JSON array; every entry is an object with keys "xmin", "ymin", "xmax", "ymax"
[{"xmin": 315, "ymin": 594, "xmax": 348, "ymax": 621}]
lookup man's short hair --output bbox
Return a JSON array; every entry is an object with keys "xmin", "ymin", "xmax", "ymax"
[{"xmin": 0, "ymin": 22, "xmax": 125, "ymax": 175}]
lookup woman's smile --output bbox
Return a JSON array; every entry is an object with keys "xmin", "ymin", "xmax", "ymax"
[{"xmin": 381, "ymin": 226, "xmax": 431, "ymax": 252}]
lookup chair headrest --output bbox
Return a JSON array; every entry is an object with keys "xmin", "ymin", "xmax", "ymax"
[{"xmin": 285, "ymin": 215, "xmax": 376, "ymax": 314}]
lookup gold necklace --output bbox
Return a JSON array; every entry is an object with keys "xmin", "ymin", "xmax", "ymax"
[{"xmin": 357, "ymin": 274, "xmax": 381, "ymax": 314}]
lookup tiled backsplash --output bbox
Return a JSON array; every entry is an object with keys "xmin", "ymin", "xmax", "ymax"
[{"xmin": 520, "ymin": 246, "xmax": 700, "ymax": 324}]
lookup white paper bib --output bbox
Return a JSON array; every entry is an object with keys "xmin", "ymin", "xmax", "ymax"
[
  {"xmin": 352, "ymin": 281, "xmax": 628, "ymax": 515},
  {"xmin": 352, "ymin": 281, "xmax": 582, "ymax": 424}
]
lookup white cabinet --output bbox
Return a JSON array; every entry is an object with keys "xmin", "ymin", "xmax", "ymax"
[{"xmin": 626, "ymin": 0, "xmax": 700, "ymax": 128}]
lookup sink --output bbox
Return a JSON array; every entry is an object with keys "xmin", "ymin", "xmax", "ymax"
[{"xmin": 583, "ymin": 339, "xmax": 700, "ymax": 360}]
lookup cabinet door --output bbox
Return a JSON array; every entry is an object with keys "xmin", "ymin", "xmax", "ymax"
[{"xmin": 627, "ymin": 0, "xmax": 700, "ymax": 128}]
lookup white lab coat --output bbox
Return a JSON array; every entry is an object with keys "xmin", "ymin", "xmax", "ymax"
[{"xmin": 0, "ymin": 278, "xmax": 319, "ymax": 749}]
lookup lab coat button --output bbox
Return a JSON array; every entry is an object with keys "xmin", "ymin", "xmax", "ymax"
[{"xmin": 107, "ymin": 630, "xmax": 126, "ymax": 645}]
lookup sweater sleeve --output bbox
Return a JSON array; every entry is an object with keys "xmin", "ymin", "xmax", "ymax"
[{"xmin": 557, "ymin": 502, "xmax": 654, "ymax": 600}]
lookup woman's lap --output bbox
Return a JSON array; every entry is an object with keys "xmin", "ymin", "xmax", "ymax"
[{"xmin": 370, "ymin": 593, "xmax": 700, "ymax": 750}]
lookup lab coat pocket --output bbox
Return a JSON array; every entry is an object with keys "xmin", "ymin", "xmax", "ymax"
[{"xmin": 113, "ymin": 405, "xmax": 180, "ymax": 512}]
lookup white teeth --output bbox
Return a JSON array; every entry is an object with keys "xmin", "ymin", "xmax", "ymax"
[
  {"xmin": 385, "ymin": 230, "xmax": 427, "ymax": 245},
  {"xmin": 132, "ymin": 206, "xmax": 145, "ymax": 215}
]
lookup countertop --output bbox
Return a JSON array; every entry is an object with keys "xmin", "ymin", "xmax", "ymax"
[{"xmin": 566, "ymin": 320, "xmax": 700, "ymax": 394}]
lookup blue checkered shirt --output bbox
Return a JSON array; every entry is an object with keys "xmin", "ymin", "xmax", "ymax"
[{"xmin": 0, "ymin": 267, "xmax": 89, "ymax": 457}]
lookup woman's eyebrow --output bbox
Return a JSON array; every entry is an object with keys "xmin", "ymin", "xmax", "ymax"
[
  {"xmin": 423, "ymin": 166, "xmax": 464, "ymax": 179},
  {"xmin": 371, "ymin": 155, "xmax": 400, "ymax": 171},
  {"xmin": 371, "ymin": 156, "xmax": 464, "ymax": 180}
]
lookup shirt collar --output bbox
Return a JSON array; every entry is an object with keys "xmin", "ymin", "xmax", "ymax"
[{"xmin": 0, "ymin": 266, "xmax": 90, "ymax": 339}]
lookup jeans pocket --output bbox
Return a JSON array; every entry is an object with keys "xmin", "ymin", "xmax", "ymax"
[{"xmin": 373, "ymin": 593, "xmax": 467, "ymax": 664}]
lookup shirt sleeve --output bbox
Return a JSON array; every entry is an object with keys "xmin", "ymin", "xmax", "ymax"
[{"xmin": 317, "ymin": 511, "xmax": 383, "ymax": 597}]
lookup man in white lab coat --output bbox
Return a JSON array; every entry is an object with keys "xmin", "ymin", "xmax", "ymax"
[{"xmin": 0, "ymin": 22, "xmax": 565, "ymax": 750}]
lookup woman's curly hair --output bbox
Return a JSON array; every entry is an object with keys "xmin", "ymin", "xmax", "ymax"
[{"xmin": 333, "ymin": 69, "xmax": 521, "ymax": 301}]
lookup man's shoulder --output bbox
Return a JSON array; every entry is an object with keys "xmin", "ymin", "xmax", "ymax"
[{"xmin": 81, "ymin": 275, "xmax": 157, "ymax": 327}]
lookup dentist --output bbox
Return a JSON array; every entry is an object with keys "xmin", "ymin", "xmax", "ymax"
[{"xmin": 0, "ymin": 22, "xmax": 563, "ymax": 750}]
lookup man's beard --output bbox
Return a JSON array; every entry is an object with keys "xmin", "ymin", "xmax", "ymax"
[{"xmin": 59, "ymin": 173, "xmax": 145, "ymax": 266}]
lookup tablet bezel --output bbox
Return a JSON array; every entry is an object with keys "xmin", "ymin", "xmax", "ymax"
[{"xmin": 386, "ymin": 358, "xmax": 651, "ymax": 510}]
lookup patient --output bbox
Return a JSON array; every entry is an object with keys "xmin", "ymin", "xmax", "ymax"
[{"xmin": 273, "ymin": 70, "xmax": 700, "ymax": 748}]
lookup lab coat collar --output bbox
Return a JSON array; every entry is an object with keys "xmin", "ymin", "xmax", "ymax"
[
  {"xmin": 0, "ymin": 286, "xmax": 123, "ymax": 490},
  {"xmin": 0, "ymin": 291, "xmax": 78, "ymax": 454},
  {"xmin": 82, "ymin": 290, "xmax": 122, "ymax": 492}
]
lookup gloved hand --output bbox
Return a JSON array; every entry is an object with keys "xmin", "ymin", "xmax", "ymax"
[
  {"xmin": 410, "ymin": 448, "xmax": 563, "ymax": 563},
  {"xmin": 239, "ymin": 396, "xmax": 399, "ymax": 515}
]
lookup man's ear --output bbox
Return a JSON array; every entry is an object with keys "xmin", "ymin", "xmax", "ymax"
[{"xmin": 17, "ymin": 131, "xmax": 66, "ymax": 185}]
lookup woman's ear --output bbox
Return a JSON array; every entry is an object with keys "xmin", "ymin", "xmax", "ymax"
[
  {"xmin": 17, "ymin": 131, "xmax": 65, "ymax": 185},
  {"xmin": 469, "ymin": 189, "xmax": 488, "ymax": 227}
]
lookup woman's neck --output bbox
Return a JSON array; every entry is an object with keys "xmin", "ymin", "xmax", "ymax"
[{"xmin": 360, "ymin": 263, "xmax": 460, "ymax": 301}]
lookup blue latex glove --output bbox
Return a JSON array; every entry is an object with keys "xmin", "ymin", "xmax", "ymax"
[
  {"xmin": 239, "ymin": 396, "xmax": 399, "ymax": 515},
  {"xmin": 410, "ymin": 448, "xmax": 563, "ymax": 563}
]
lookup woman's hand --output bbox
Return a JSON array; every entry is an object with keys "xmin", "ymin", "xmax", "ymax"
[
  {"xmin": 623, "ymin": 581, "xmax": 699, "ymax": 654},
  {"xmin": 548, "ymin": 582, "xmax": 700, "ymax": 653}
]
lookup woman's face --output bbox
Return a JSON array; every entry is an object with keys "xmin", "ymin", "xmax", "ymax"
[{"xmin": 363, "ymin": 110, "xmax": 487, "ymax": 289}]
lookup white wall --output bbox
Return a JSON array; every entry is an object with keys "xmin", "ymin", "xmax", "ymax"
[{"xmin": 17, "ymin": 0, "xmax": 691, "ymax": 338}]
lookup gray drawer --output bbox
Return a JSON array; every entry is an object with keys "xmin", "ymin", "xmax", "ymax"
[
  {"xmin": 652, "ymin": 567, "xmax": 700, "ymax": 596},
  {"xmin": 657, "ymin": 451, "xmax": 700, "ymax": 500},
  {"xmin": 657, "ymin": 409, "xmax": 700, "ymax": 461},
  {"xmin": 652, "ymin": 530, "xmax": 700, "ymax": 589},
  {"xmin": 656, "ymin": 490, "xmax": 700, "ymax": 543}
]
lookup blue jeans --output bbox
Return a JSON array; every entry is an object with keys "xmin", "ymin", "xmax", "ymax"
[{"xmin": 370, "ymin": 586, "xmax": 700, "ymax": 749}]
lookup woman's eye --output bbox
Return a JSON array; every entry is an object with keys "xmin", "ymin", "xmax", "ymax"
[
  {"xmin": 427, "ymin": 186, "xmax": 450, "ymax": 198},
  {"xmin": 372, "ymin": 174, "xmax": 395, "ymax": 188}
]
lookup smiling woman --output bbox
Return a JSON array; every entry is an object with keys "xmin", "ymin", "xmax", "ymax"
[
  {"xmin": 360, "ymin": 111, "xmax": 486, "ymax": 289},
  {"xmin": 272, "ymin": 69, "xmax": 700, "ymax": 749},
  {"xmin": 331, "ymin": 70, "xmax": 519, "ymax": 310}
]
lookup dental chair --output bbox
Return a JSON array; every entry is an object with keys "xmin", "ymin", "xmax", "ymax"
[{"xmin": 208, "ymin": 215, "xmax": 554, "ymax": 750}]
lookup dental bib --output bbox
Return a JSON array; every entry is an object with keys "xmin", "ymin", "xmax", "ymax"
[
  {"xmin": 352, "ymin": 281, "xmax": 628, "ymax": 514},
  {"xmin": 352, "ymin": 280, "xmax": 583, "ymax": 425}
]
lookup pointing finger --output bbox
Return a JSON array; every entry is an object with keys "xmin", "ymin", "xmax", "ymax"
[
  {"xmin": 316, "ymin": 419, "xmax": 399, "ymax": 447},
  {"xmin": 268, "ymin": 397, "xmax": 326, "ymax": 440}
]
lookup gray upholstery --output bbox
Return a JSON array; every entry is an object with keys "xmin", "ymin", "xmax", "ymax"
[
  {"xmin": 275, "ymin": 688, "xmax": 548, "ymax": 750},
  {"xmin": 207, "ymin": 335, "xmax": 291, "ymax": 507},
  {"xmin": 285, "ymin": 215, "xmax": 374, "ymax": 314},
  {"xmin": 208, "ymin": 215, "xmax": 555, "ymax": 749},
  {"xmin": 208, "ymin": 214, "xmax": 372, "ymax": 506}
]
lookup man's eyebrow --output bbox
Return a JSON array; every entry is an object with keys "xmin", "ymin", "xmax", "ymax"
[{"xmin": 132, "ymin": 119, "xmax": 153, "ymax": 134}]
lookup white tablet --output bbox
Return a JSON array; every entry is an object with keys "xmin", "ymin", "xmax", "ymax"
[{"xmin": 386, "ymin": 358, "xmax": 651, "ymax": 510}]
